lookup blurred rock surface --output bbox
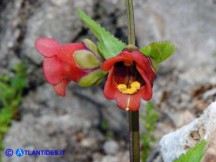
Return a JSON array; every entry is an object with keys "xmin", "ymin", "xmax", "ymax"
[{"xmin": 160, "ymin": 101, "xmax": 216, "ymax": 162}]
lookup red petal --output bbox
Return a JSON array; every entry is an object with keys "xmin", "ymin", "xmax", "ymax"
[
  {"xmin": 57, "ymin": 43, "xmax": 85, "ymax": 64},
  {"xmin": 35, "ymin": 37, "xmax": 60, "ymax": 57},
  {"xmin": 102, "ymin": 52, "xmax": 133, "ymax": 71},
  {"xmin": 103, "ymin": 67, "xmax": 117, "ymax": 99},
  {"xmin": 131, "ymin": 51, "xmax": 156, "ymax": 84},
  {"xmin": 54, "ymin": 79, "xmax": 70, "ymax": 96},
  {"xmin": 131, "ymin": 51, "xmax": 155, "ymax": 100},
  {"xmin": 136, "ymin": 65, "xmax": 153, "ymax": 100},
  {"xmin": 116, "ymin": 92, "xmax": 141, "ymax": 111},
  {"xmin": 43, "ymin": 57, "xmax": 67, "ymax": 85},
  {"xmin": 141, "ymin": 86, "xmax": 152, "ymax": 100}
]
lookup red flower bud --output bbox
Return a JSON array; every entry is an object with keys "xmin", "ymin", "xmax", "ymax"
[
  {"xmin": 35, "ymin": 37, "xmax": 105, "ymax": 96},
  {"xmin": 102, "ymin": 48, "xmax": 156, "ymax": 111}
]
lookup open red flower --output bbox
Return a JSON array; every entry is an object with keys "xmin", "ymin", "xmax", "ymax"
[
  {"xmin": 102, "ymin": 48, "xmax": 156, "ymax": 111},
  {"xmin": 35, "ymin": 37, "xmax": 105, "ymax": 96}
]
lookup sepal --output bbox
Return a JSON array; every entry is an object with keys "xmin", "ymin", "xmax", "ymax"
[
  {"xmin": 78, "ymin": 70, "xmax": 107, "ymax": 87},
  {"xmin": 74, "ymin": 50, "xmax": 101, "ymax": 69},
  {"xmin": 140, "ymin": 41, "xmax": 175, "ymax": 69},
  {"xmin": 82, "ymin": 39, "xmax": 100, "ymax": 56}
]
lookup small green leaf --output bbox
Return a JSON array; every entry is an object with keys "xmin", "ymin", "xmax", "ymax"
[
  {"xmin": 174, "ymin": 140, "xmax": 206, "ymax": 162},
  {"xmin": 77, "ymin": 9, "xmax": 126, "ymax": 59},
  {"xmin": 10, "ymin": 76, "xmax": 26, "ymax": 90},
  {"xmin": 140, "ymin": 41, "xmax": 175, "ymax": 64},
  {"xmin": 0, "ymin": 125, "xmax": 9, "ymax": 134}
]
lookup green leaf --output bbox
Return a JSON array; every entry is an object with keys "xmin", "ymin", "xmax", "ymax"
[
  {"xmin": 0, "ymin": 108, "xmax": 13, "ymax": 124},
  {"xmin": 174, "ymin": 140, "xmax": 206, "ymax": 162},
  {"xmin": 77, "ymin": 9, "xmax": 126, "ymax": 59},
  {"xmin": 10, "ymin": 76, "xmax": 26, "ymax": 90},
  {"xmin": 0, "ymin": 87, "xmax": 15, "ymax": 100},
  {"xmin": 13, "ymin": 63, "xmax": 27, "ymax": 78},
  {"xmin": 140, "ymin": 41, "xmax": 175, "ymax": 65},
  {"xmin": 0, "ymin": 125, "xmax": 9, "ymax": 134}
]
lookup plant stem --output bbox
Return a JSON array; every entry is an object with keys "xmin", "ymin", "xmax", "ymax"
[
  {"xmin": 129, "ymin": 111, "xmax": 140, "ymax": 162},
  {"xmin": 126, "ymin": 0, "xmax": 135, "ymax": 45},
  {"xmin": 126, "ymin": 0, "xmax": 140, "ymax": 162}
]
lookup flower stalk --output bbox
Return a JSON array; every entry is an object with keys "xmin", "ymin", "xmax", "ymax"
[
  {"xmin": 126, "ymin": 0, "xmax": 140, "ymax": 161},
  {"xmin": 126, "ymin": 0, "xmax": 135, "ymax": 45},
  {"xmin": 129, "ymin": 110, "xmax": 140, "ymax": 162}
]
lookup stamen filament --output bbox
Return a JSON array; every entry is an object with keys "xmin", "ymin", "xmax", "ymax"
[{"xmin": 126, "ymin": 96, "xmax": 131, "ymax": 111}]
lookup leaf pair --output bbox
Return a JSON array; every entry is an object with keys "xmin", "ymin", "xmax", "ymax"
[{"xmin": 77, "ymin": 9, "xmax": 175, "ymax": 69}]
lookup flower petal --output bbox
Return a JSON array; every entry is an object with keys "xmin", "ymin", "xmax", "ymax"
[
  {"xmin": 103, "ymin": 67, "xmax": 117, "ymax": 99},
  {"xmin": 131, "ymin": 51, "xmax": 155, "ymax": 100},
  {"xmin": 43, "ymin": 57, "xmax": 66, "ymax": 85},
  {"xmin": 35, "ymin": 37, "xmax": 60, "ymax": 57},
  {"xmin": 54, "ymin": 79, "xmax": 70, "ymax": 96},
  {"xmin": 57, "ymin": 43, "xmax": 85, "ymax": 64},
  {"xmin": 136, "ymin": 65, "xmax": 153, "ymax": 100},
  {"xmin": 116, "ymin": 92, "xmax": 141, "ymax": 111},
  {"xmin": 102, "ymin": 52, "xmax": 133, "ymax": 71}
]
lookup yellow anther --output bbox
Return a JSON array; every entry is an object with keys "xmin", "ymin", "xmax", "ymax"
[
  {"xmin": 122, "ymin": 87, "xmax": 137, "ymax": 94},
  {"xmin": 117, "ymin": 84, "xmax": 127, "ymax": 92},
  {"xmin": 131, "ymin": 81, "xmax": 141, "ymax": 90},
  {"xmin": 117, "ymin": 81, "xmax": 141, "ymax": 95}
]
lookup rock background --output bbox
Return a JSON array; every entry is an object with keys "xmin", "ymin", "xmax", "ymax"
[
  {"xmin": 0, "ymin": 0, "xmax": 216, "ymax": 162},
  {"xmin": 160, "ymin": 102, "xmax": 216, "ymax": 162}
]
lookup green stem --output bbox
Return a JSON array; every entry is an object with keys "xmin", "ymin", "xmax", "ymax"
[
  {"xmin": 126, "ymin": 0, "xmax": 140, "ymax": 162},
  {"xmin": 129, "ymin": 111, "xmax": 140, "ymax": 162},
  {"xmin": 126, "ymin": 0, "xmax": 135, "ymax": 45}
]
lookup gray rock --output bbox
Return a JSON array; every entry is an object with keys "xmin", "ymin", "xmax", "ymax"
[
  {"xmin": 81, "ymin": 137, "xmax": 97, "ymax": 148},
  {"xmin": 0, "ymin": 0, "xmax": 23, "ymax": 67},
  {"xmin": 134, "ymin": 0, "xmax": 216, "ymax": 68},
  {"xmin": 3, "ymin": 113, "xmax": 96, "ymax": 162},
  {"xmin": 100, "ymin": 152, "xmax": 129, "ymax": 162},
  {"xmin": 101, "ymin": 151, "xmax": 130, "ymax": 162},
  {"xmin": 160, "ymin": 101, "xmax": 216, "ymax": 162},
  {"xmin": 3, "ymin": 83, "xmax": 128, "ymax": 162},
  {"xmin": 103, "ymin": 140, "xmax": 119, "ymax": 155},
  {"xmin": 23, "ymin": 0, "xmax": 94, "ymax": 64}
]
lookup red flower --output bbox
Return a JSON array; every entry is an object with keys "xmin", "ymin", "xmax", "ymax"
[
  {"xmin": 102, "ymin": 48, "xmax": 156, "ymax": 111},
  {"xmin": 35, "ymin": 37, "xmax": 105, "ymax": 96}
]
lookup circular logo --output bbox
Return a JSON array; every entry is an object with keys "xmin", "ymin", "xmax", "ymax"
[
  {"xmin": 5, "ymin": 149, "xmax": 13, "ymax": 157},
  {"xmin": 16, "ymin": 148, "xmax": 24, "ymax": 157}
]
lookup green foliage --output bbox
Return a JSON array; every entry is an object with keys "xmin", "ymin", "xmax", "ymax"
[
  {"xmin": 174, "ymin": 140, "xmax": 206, "ymax": 162},
  {"xmin": 0, "ymin": 64, "xmax": 27, "ymax": 154},
  {"xmin": 140, "ymin": 101, "xmax": 159, "ymax": 162},
  {"xmin": 101, "ymin": 119, "xmax": 113, "ymax": 139},
  {"xmin": 77, "ymin": 9, "xmax": 126, "ymax": 59},
  {"xmin": 140, "ymin": 41, "xmax": 175, "ymax": 70}
]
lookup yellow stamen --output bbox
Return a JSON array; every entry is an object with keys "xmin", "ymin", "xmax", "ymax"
[
  {"xmin": 117, "ymin": 84, "xmax": 127, "ymax": 91},
  {"xmin": 117, "ymin": 81, "xmax": 141, "ymax": 95},
  {"xmin": 131, "ymin": 81, "xmax": 141, "ymax": 90},
  {"xmin": 122, "ymin": 87, "xmax": 137, "ymax": 94}
]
